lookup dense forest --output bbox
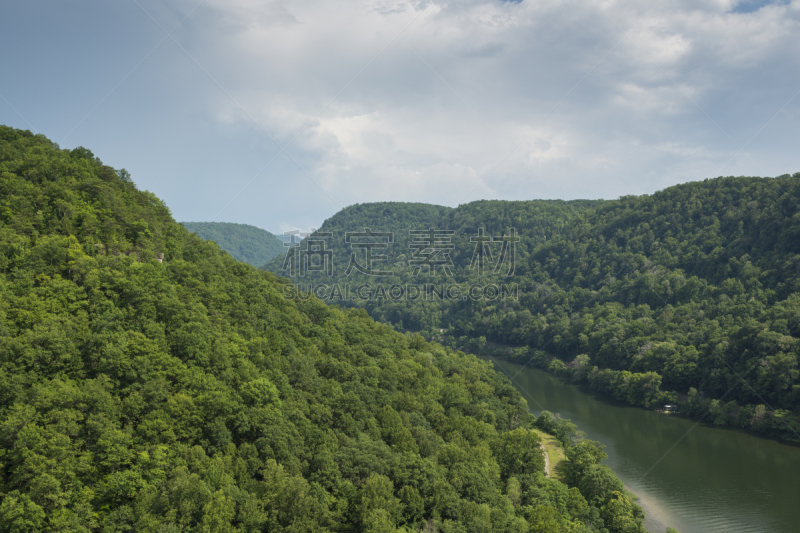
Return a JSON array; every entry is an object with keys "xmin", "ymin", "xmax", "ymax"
[
  {"xmin": 180, "ymin": 222, "xmax": 285, "ymax": 267},
  {"xmin": 0, "ymin": 126, "xmax": 676, "ymax": 532},
  {"xmin": 263, "ymin": 176, "xmax": 800, "ymax": 444}
]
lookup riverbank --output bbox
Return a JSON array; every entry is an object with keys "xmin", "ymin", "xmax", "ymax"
[
  {"xmin": 435, "ymin": 333, "xmax": 800, "ymax": 446},
  {"xmin": 488, "ymin": 357, "xmax": 800, "ymax": 533}
]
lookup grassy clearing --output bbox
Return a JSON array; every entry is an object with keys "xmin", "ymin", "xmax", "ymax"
[{"xmin": 532, "ymin": 428, "xmax": 567, "ymax": 482}]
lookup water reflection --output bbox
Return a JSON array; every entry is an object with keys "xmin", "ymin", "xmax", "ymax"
[{"xmin": 487, "ymin": 358, "xmax": 800, "ymax": 533}]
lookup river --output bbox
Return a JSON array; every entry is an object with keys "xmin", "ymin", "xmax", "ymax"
[{"xmin": 486, "ymin": 358, "xmax": 800, "ymax": 533}]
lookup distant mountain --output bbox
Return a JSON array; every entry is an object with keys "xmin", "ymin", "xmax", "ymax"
[
  {"xmin": 264, "ymin": 181, "xmax": 800, "ymax": 443},
  {"xmin": 181, "ymin": 221, "xmax": 285, "ymax": 267},
  {"xmin": 261, "ymin": 198, "xmax": 599, "ymax": 280}
]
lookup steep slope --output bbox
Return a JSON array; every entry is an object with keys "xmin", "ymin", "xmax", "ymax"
[
  {"xmin": 181, "ymin": 221, "xmax": 285, "ymax": 267},
  {"xmin": 474, "ymin": 176, "xmax": 800, "ymax": 442},
  {"xmin": 262, "ymin": 199, "xmax": 598, "ymax": 276},
  {"xmin": 0, "ymin": 126, "xmax": 659, "ymax": 532},
  {"xmin": 261, "ymin": 201, "xmax": 454, "ymax": 273},
  {"xmin": 264, "ymin": 178, "xmax": 800, "ymax": 443},
  {"xmin": 261, "ymin": 199, "xmax": 600, "ymax": 331}
]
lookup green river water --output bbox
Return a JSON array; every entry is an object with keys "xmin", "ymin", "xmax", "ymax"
[{"xmin": 486, "ymin": 358, "xmax": 800, "ymax": 533}]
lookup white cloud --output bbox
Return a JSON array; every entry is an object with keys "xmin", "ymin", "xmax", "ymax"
[{"xmin": 178, "ymin": 0, "xmax": 800, "ymax": 218}]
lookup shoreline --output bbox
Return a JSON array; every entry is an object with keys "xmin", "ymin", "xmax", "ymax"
[{"xmin": 469, "ymin": 346, "xmax": 800, "ymax": 448}]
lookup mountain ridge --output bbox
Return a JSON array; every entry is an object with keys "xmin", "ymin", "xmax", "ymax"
[{"xmin": 264, "ymin": 174, "xmax": 800, "ymax": 444}]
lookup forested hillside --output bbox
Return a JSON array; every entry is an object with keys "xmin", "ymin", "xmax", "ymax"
[
  {"xmin": 0, "ymin": 126, "xmax": 669, "ymax": 532},
  {"xmin": 261, "ymin": 199, "xmax": 602, "ymax": 332},
  {"xmin": 180, "ymin": 221, "xmax": 285, "ymax": 267},
  {"xmin": 262, "ymin": 200, "xmax": 600, "ymax": 282},
  {"xmin": 264, "ymin": 177, "xmax": 800, "ymax": 443}
]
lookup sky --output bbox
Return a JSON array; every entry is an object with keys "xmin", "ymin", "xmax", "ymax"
[{"xmin": 1, "ymin": 0, "xmax": 799, "ymax": 233}]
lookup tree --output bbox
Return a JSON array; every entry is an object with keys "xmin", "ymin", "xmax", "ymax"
[
  {"xmin": 0, "ymin": 492, "xmax": 45, "ymax": 533},
  {"xmin": 577, "ymin": 465, "xmax": 624, "ymax": 506},
  {"xmin": 360, "ymin": 474, "xmax": 402, "ymax": 528},
  {"xmin": 493, "ymin": 427, "xmax": 545, "ymax": 480}
]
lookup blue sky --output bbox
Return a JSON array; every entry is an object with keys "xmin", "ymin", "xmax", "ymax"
[{"xmin": 1, "ymin": 0, "xmax": 799, "ymax": 233}]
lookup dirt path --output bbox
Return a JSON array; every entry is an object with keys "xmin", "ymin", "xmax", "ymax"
[
  {"xmin": 541, "ymin": 443, "xmax": 550, "ymax": 477},
  {"xmin": 533, "ymin": 428, "xmax": 565, "ymax": 481}
]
